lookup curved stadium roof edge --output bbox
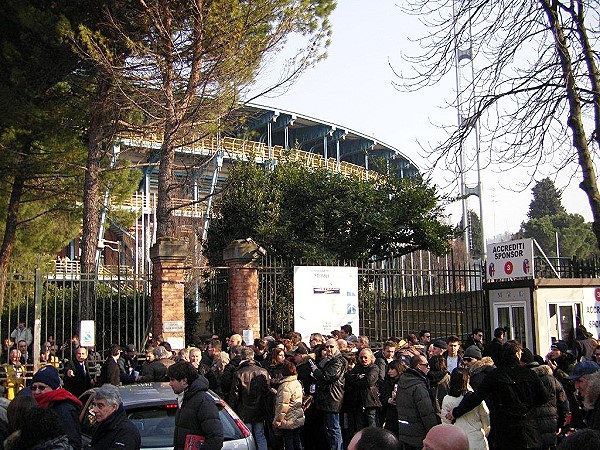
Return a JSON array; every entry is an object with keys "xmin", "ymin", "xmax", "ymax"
[{"xmin": 236, "ymin": 102, "xmax": 421, "ymax": 179}]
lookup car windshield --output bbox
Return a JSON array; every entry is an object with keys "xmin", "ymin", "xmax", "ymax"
[{"xmin": 82, "ymin": 402, "xmax": 244, "ymax": 448}]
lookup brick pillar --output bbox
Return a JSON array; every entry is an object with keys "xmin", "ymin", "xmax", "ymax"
[
  {"xmin": 223, "ymin": 239, "xmax": 264, "ymax": 336},
  {"xmin": 150, "ymin": 237, "xmax": 187, "ymax": 349}
]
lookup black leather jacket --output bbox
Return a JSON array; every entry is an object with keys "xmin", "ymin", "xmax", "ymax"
[
  {"xmin": 228, "ymin": 359, "xmax": 271, "ymax": 423},
  {"xmin": 313, "ymin": 352, "xmax": 347, "ymax": 413}
]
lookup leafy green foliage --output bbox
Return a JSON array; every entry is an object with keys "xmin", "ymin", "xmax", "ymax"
[{"xmin": 206, "ymin": 161, "xmax": 454, "ymax": 264}]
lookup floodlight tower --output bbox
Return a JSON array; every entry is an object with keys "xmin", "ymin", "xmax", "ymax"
[{"xmin": 452, "ymin": 0, "xmax": 485, "ymax": 260}]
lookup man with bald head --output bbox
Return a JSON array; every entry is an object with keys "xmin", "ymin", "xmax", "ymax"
[
  {"xmin": 422, "ymin": 424, "xmax": 469, "ymax": 450},
  {"xmin": 348, "ymin": 426, "xmax": 400, "ymax": 450},
  {"xmin": 228, "ymin": 333, "xmax": 242, "ymax": 348},
  {"xmin": 310, "ymin": 338, "xmax": 347, "ymax": 450}
]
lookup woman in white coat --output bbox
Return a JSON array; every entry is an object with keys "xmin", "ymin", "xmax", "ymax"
[
  {"xmin": 273, "ymin": 360, "xmax": 305, "ymax": 450},
  {"xmin": 441, "ymin": 367, "xmax": 490, "ymax": 450}
]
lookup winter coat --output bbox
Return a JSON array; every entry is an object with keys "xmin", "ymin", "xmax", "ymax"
[
  {"xmin": 4, "ymin": 432, "xmax": 73, "ymax": 450},
  {"xmin": 295, "ymin": 357, "xmax": 314, "ymax": 396},
  {"xmin": 229, "ymin": 359, "xmax": 271, "ymax": 423},
  {"xmin": 442, "ymin": 393, "xmax": 490, "ymax": 450},
  {"xmin": 373, "ymin": 350, "xmax": 391, "ymax": 386},
  {"xmin": 464, "ymin": 336, "xmax": 485, "ymax": 353},
  {"xmin": 174, "ymin": 376, "xmax": 223, "ymax": 450},
  {"xmin": 273, "ymin": 375, "xmax": 305, "ymax": 430},
  {"xmin": 138, "ymin": 358, "xmax": 174, "ymax": 382},
  {"xmin": 220, "ymin": 355, "xmax": 242, "ymax": 397},
  {"xmin": 428, "ymin": 369, "xmax": 450, "ymax": 415},
  {"xmin": 89, "ymin": 405, "xmax": 141, "ymax": 450},
  {"xmin": 469, "ymin": 357, "xmax": 495, "ymax": 391},
  {"xmin": 313, "ymin": 352, "xmax": 347, "ymax": 413},
  {"xmin": 97, "ymin": 356, "xmax": 122, "ymax": 386},
  {"xmin": 531, "ymin": 364, "xmax": 569, "ymax": 447},
  {"xmin": 63, "ymin": 360, "xmax": 93, "ymax": 398},
  {"xmin": 395, "ymin": 368, "xmax": 440, "ymax": 448},
  {"xmin": 346, "ymin": 362, "xmax": 382, "ymax": 410},
  {"xmin": 452, "ymin": 357, "xmax": 548, "ymax": 450},
  {"xmin": 379, "ymin": 374, "xmax": 399, "ymax": 434},
  {"xmin": 482, "ymin": 338, "xmax": 504, "ymax": 365},
  {"xmin": 36, "ymin": 388, "xmax": 83, "ymax": 450}
]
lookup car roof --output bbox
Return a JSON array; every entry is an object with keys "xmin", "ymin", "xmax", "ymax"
[{"xmin": 82, "ymin": 382, "xmax": 222, "ymax": 408}]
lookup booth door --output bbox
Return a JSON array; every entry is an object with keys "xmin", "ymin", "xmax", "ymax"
[
  {"xmin": 548, "ymin": 303, "xmax": 582, "ymax": 343},
  {"xmin": 494, "ymin": 303, "xmax": 528, "ymax": 349}
]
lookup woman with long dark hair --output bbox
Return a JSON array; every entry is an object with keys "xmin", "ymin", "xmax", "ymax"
[
  {"xmin": 379, "ymin": 359, "xmax": 406, "ymax": 436},
  {"xmin": 441, "ymin": 368, "xmax": 490, "ymax": 450}
]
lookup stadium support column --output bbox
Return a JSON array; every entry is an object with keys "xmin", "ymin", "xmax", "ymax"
[
  {"xmin": 223, "ymin": 239, "xmax": 265, "ymax": 337},
  {"xmin": 150, "ymin": 237, "xmax": 188, "ymax": 348}
]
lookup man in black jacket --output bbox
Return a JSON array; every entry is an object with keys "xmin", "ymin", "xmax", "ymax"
[
  {"xmin": 448, "ymin": 340, "xmax": 548, "ymax": 450},
  {"xmin": 311, "ymin": 338, "xmax": 348, "ymax": 450},
  {"xmin": 482, "ymin": 327, "xmax": 505, "ymax": 365},
  {"xmin": 89, "ymin": 384, "xmax": 141, "ymax": 449},
  {"xmin": 168, "ymin": 361, "xmax": 224, "ymax": 450},
  {"xmin": 228, "ymin": 346, "xmax": 270, "ymax": 450},
  {"xmin": 64, "ymin": 346, "xmax": 93, "ymax": 398}
]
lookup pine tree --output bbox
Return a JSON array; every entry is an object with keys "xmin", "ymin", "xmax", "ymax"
[{"xmin": 527, "ymin": 178, "xmax": 566, "ymax": 220}]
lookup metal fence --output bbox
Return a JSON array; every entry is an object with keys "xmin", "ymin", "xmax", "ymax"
[
  {"xmin": 201, "ymin": 251, "xmax": 490, "ymax": 346},
  {"xmin": 1, "ymin": 267, "xmax": 151, "ymax": 364}
]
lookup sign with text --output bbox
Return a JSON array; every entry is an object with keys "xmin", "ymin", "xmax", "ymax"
[
  {"xmin": 163, "ymin": 320, "xmax": 184, "ymax": 333},
  {"xmin": 294, "ymin": 266, "xmax": 359, "ymax": 344},
  {"xmin": 80, "ymin": 320, "xmax": 95, "ymax": 347},
  {"xmin": 486, "ymin": 238, "xmax": 534, "ymax": 280}
]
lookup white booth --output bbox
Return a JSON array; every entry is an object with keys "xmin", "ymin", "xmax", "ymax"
[{"xmin": 486, "ymin": 238, "xmax": 600, "ymax": 357}]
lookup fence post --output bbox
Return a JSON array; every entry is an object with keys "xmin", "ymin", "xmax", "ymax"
[
  {"xmin": 150, "ymin": 237, "xmax": 188, "ymax": 349},
  {"xmin": 223, "ymin": 239, "xmax": 263, "ymax": 337},
  {"xmin": 33, "ymin": 267, "xmax": 43, "ymax": 373}
]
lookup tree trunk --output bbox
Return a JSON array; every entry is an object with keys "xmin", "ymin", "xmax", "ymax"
[
  {"xmin": 80, "ymin": 81, "xmax": 110, "ymax": 320},
  {"xmin": 0, "ymin": 170, "xmax": 25, "ymax": 312},
  {"xmin": 541, "ymin": 0, "xmax": 600, "ymax": 250}
]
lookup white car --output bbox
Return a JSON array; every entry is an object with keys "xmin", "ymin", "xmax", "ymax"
[{"xmin": 79, "ymin": 382, "xmax": 256, "ymax": 450}]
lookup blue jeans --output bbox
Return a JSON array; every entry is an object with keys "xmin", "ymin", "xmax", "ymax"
[
  {"xmin": 247, "ymin": 421, "xmax": 268, "ymax": 450},
  {"xmin": 323, "ymin": 412, "xmax": 343, "ymax": 450},
  {"xmin": 282, "ymin": 428, "xmax": 303, "ymax": 450}
]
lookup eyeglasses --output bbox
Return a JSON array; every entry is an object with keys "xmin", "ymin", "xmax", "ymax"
[
  {"xmin": 423, "ymin": 335, "xmax": 431, "ymax": 338},
  {"xmin": 31, "ymin": 384, "xmax": 48, "ymax": 391},
  {"xmin": 463, "ymin": 357, "xmax": 474, "ymax": 362},
  {"xmin": 418, "ymin": 363, "xmax": 430, "ymax": 368},
  {"xmin": 326, "ymin": 345, "xmax": 336, "ymax": 349}
]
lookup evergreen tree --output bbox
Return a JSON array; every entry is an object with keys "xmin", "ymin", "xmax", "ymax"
[{"xmin": 528, "ymin": 178, "xmax": 566, "ymax": 219}]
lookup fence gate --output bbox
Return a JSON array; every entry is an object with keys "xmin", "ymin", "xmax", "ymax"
[
  {"xmin": 1, "ymin": 266, "xmax": 151, "ymax": 366},
  {"xmin": 202, "ymin": 251, "xmax": 489, "ymax": 345}
]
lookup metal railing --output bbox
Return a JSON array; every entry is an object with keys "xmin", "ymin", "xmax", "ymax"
[
  {"xmin": 118, "ymin": 133, "xmax": 378, "ymax": 181},
  {"xmin": 200, "ymin": 251, "xmax": 489, "ymax": 346}
]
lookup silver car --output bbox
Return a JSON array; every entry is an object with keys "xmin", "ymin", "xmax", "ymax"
[{"xmin": 79, "ymin": 382, "xmax": 256, "ymax": 450}]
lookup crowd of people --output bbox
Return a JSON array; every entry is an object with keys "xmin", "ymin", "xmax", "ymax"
[{"xmin": 1, "ymin": 322, "xmax": 600, "ymax": 450}]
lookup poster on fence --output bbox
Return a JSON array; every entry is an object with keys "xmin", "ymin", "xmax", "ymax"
[{"xmin": 294, "ymin": 266, "xmax": 359, "ymax": 344}]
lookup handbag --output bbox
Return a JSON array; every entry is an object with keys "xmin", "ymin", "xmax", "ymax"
[
  {"xmin": 302, "ymin": 394, "xmax": 313, "ymax": 412},
  {"xmin": 184, "ymin": 434, "xmax": 205, "ymax": 450}
]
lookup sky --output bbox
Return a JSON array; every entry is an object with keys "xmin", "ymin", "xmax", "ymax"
[{"xmin": 248, "ymin": 0, "xmax": 594, "ymax": 245}]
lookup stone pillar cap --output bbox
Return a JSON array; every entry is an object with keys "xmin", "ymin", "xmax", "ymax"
[{"xmin": 223, "ymin": 238, "xmax": 266, "ymax": 265}]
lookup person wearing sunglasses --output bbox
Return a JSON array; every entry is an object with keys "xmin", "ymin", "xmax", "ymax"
[
  {"xmin": 310, "ymin": 338, "xmax": 347, "ymax": 450},
  {"xmin": 30, "ymin": 365, "xmax": 83, "ymax": 449},
  {"xmin": 396, "ymin": 354, "xmax": 440, "ymax": 450}
]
